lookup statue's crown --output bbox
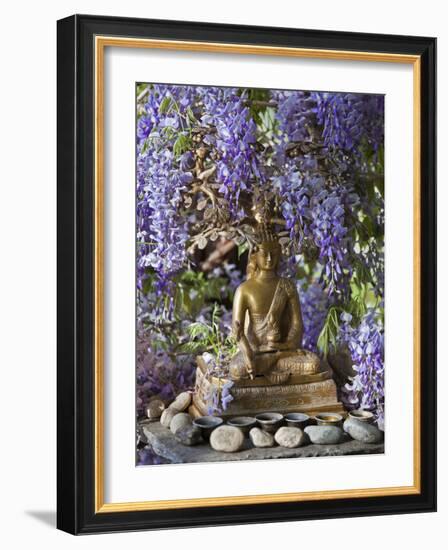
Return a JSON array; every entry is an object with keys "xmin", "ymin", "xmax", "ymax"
[
  {"xmin": 250, "ymin": 197, "xmax": 280, "ymax": 247},
  {"xmin": 256, "ymin": 223, "xmax": 278, "ymax": 243},
  {"xmin": 254, "ymin": 223, "xmax": 278, "ymax": 246}
]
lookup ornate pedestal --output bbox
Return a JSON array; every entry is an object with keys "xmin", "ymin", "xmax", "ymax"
[{"xmin": 190, "ymin": 355, "xmax": 345, "ymax": 418}]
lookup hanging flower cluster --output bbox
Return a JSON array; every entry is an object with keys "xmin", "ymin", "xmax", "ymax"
[
  {"xmin": 297, "ymin": 279, "xmax": 332, "ymax": 352},
  {"xmin": 315, "ymin": 92, "xmax": 384, "ymax": 158},
  {"xmin": 137, "ymin": 86, "xmax": 194, "ymax": 298},
  {"xmin": 199, "ymin": 87, "xmax": 261, "ymax": 216},
  {"xmin": 338, "ymin": 310, "xmax": 385, "ymax": 428},
  {"xmin": 137, "ymin": 86, "xmax": 263, "ymax": 301},
  {"xmin": 272, "ymin": 90, "xmax": 361, "ymax": 296}
]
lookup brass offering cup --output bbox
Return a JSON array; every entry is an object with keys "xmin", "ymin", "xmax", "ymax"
[
  {"xmin": 192, "ymin": 416, "xmax": 223, "ymax": 440},
  {"xmin": 227, "ymin": 416, "xmax": 257, "ymax": 435},
  {"xmin": 284, "ymin": 412, "xmax": 310, "ymax": 430},
  {"xmin": 315, "ymin": 412, "xmax": 343, "ymax": 427},
  {"xmin": 348, "ymin": 409, "xmax": 374, "ymax": 423},
  {"xmin": 255, "ymin": 412, "xmax": 284, "ymax": 433}
]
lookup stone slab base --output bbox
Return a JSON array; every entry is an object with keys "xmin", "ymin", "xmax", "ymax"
[{"xmin": 140, "ymin": 421, "xmax": 384, "ymax": 464}]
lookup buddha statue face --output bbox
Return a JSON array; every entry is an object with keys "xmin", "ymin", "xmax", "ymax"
[{"xmin": 250, "ymin": 242, "xmax": 281, "ymax": 275}]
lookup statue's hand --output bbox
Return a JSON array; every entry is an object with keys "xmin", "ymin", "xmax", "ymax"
[
  {"xmin": 273, "ymin": 341, "xmax": 295, "ymax": 351},
  {"xmin": 245, "ymin": 358, "xmax": 256, "ymax": 380}
]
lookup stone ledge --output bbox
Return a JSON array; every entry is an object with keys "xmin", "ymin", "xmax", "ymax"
[{"xmin": 140, "ymin": 421, "xmax": 384, "ymax": 464}]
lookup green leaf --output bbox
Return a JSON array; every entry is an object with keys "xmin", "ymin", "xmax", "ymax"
[
  {"xmin": 243, "ymin": 88, "xmax": 270, "ymax": 125},
  {"xmin": 186, "ymin": 107, "xmax": 197, "ymax": 124},
  {"xmin": 173, "ymin": 133, "xmax": 191, "ymax": 157},
  {"xmin": 375, "ymin": 175, "xmax": 384, "ymax": 199},
  {"xmin": 159, "ymin": 96, "xmax": 172, "ymax": 114},
  {"xmin": 317, "ymin": 306, "xmax": 341, "ymax": 357},
  {"xmin": 179, "ymin": 341, "xmax": 207, "ymax": 353},
  {"xmin": 136, "ymin": 83, "xmax": 148, "ymax": 96},
  {"xmin": 142, "ymin": 273, "xmax": 156, "ymax": 295},
  {"xmin": 187, "ymin": 322, "xmax": 211, "ymax": 339},
  {"xmin": 180, "ymin": 288, "xmax": 193, "ymax": 316},
  {"xmin": 238, "ymin": 242, "xmax": 249, "ymax": 258}
]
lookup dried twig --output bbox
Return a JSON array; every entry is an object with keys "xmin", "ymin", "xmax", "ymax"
[{"xmin": 200, "ymin": 239, "xmax": 236, "ymax": 272}]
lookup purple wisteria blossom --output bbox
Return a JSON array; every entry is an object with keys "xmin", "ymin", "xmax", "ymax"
[
  {"xmin": 211, "ymin": 263, "xmax": 244, "ymax": 293},
  {"xmin": 136, "ymin": 332, "xmax": 196, "ymax": 417},
  {"xmin": 137, "ymin": 86, "xmax": 195, "ymax": 301},
  {"xmin": 205, "ymin": 379, "xmax": 234, "ymax": 415},
  {"xmin": 338, "ymin": 311, "xmax": 385, "ymax": 429},
  {"xmin": 271, "ymin": 89, "xmax": 382, "ymax": 297},
  {"xmin": 200, "ymin": 87, "xmax": 262, "ymax": 216},
  {"xmin": 315, "ymin": 92, "xmax": 384, "ymax": 157},
  {"xmin": 297, "ymin": 279, "xmax": 332, "ymax": 352},
  {"xmin": 137, "ymin": 86, "xmax": 262, "ymax": 310}
]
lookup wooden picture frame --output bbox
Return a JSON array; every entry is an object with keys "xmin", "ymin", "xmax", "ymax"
[{"xmin": 57, "ymin": 14, "xmax": 436, "ymax": 534}]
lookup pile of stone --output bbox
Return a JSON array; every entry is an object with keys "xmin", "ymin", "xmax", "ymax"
[
  {"xmin": 147, "ymin": 392, "xmax": 203, "ymax": 446},
  {"xmin": 146, "ymin": 394, "xmax": 383, "ymax": 454},
  {"xmin": 209, "ymin": 418, "xmax": 383, "ymax": 453},
  {"xmin": 207, "ymin": 416, "xmax": 383, "ymax": 453}
]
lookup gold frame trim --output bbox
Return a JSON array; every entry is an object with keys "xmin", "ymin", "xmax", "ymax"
[{"xmin": 94, "ymin": 36, "xmax": 422, "ymax": 513}]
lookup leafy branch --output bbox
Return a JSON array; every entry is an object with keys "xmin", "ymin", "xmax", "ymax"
[
  {"xmin": 179, "ymin": 303, "xmax": 237, "ymax": 359},
  {"xmin": 317, "ymin": 306, "xmax": 341, "ymax": 357}
]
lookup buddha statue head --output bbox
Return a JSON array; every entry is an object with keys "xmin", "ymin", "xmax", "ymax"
[
  {"xmin": 247, "ymin": 224, "xmax": 281, "ymax": 279},
  {"xmin": 247, "ymin": 241, "xmax": 281, "ymax": 279}
]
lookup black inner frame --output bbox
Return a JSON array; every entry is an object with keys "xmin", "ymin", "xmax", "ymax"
[{"xmin": 57, "ymin": 14, "xmax": 436, "ymax": 535}]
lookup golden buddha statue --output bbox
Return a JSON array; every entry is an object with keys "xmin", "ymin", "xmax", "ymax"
[
  {"xmin": 229, "ymin": 225, "xmax": 320, "ymax": 383},
  {"xmin": 190, "ymin": 221, "xmax": 344, "ymax": 419}
]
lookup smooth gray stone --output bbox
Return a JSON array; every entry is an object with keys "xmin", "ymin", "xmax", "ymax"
[
  {"xmin": 174, "ymin": 425, "xmax": 202, "ymax": 446},
  {"xmin": 160, "ymin": 407, "xmax": 180, "ymax": 428},
  {"xmin": 343, "ymin": 417, "xmax": 384, "ymax": 444},
  {"xmin": 210, "ymin": 425, "xmax": 245, "ymax": 453},
  {"xmin": 146, "ymin": 399, "xmax": 165, "ymax": 421},
  {"xmin": 249, "ymin": 427, "xmax": 275, "ymax": 448},
  {"xmin": 305, "ymin": 425, "xmax": 344, "ymax": 444},
  {"xmin": 170, "ymin": 412, "xmax": 192, "ymax": 434},
  {"xmin": 141, "ymin": 421, "xmax": 384, "ymax": 464},
  {"xmin": 274, "ymin": 427, "xmax": 307, "ymax": 448},
  {"xmin": 169, "ymin": 391, "xmax": 192, "ymax": 412}
]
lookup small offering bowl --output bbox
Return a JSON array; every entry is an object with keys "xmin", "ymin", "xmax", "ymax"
[
  {"xmin": 315, "ymin": 412, "xmax": 343, "ymax": 427},
  {"xmin": 284, "ymin": 412, "xmax": 310, "ymax": 429},
  {"xmin": 227, "ymin": 416, "xmax": 257, "ymax": 435},
  {"xmin": 348, "ymin": 409, "xmax": 374, "ymax": 423},
  {"xmin": 192, "ymin": 416, "xmax": 223, "ymax": 440},
  {"xmin": 255, "ymin": 412, "xmax": 284, "ymax": 433}
]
